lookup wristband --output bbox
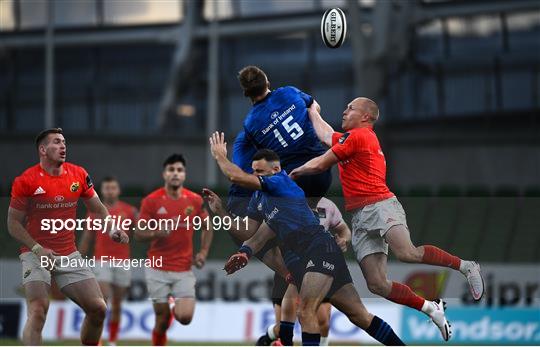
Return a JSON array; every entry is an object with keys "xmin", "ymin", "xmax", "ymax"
[
  {"xmin": 31, "ymin": 243, "xmax": 43, "ymax": 255},
  {"xmin": 238, "ymin": 245, "xmax": 253, "ymax": 258}
]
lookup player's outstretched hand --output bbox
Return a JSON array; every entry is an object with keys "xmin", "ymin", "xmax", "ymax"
[
  {"xmin": 289, "ymin": 167, "xmax": 301, "ymax": 180},
  {"xmin": 111, "ymin": 229, "xmax": 129, "ymax": 243},
  {"xmin": 209, "ymin": 131, "xmax": 227, "ymax": 159},
  {"xmin": 202, "ymin": 188, "xmax": 226, "ymax": 215},
  {"xmin": 223, "ymin": 252, "xmax": 249, "ymax": 275}
]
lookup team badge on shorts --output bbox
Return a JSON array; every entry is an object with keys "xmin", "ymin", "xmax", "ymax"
[
  {"xmin": 24, "ymin": 269, "xmax": 31, "ymax": 278},
  {"xmin": 184, "ymin": 206, "xmax": 194, "ymax": 216},
  {"xmin": 70, "ymin": 181, "xmax": 80, "ymax": 192}
]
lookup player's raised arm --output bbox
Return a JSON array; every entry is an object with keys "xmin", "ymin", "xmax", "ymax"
[
  {"xmin": 289, "ymin": 149, "xmax": 339, "ymax": 179},
  {"xmin": 202, "ymin": 188, "xmax": 262, "ymax": 241},
  {"xmin": 308, "ymin": 100, "xmax": 334, "ymax": 147},
  {"xmin": 84, "ymin": 192, "xmax": 129, "ymax": 244},
  {"xmin": 209, "ymin": 131, "xmax": 262, "ymax": 191}
]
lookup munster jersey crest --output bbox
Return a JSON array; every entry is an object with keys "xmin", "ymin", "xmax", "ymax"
[
  {"xmin": 70, "ymin": 181, "xmax": 80, "ymax": 192},
  {"xmin": 184, "ymin": 206, "xmax": 194, "ymax": 216}
]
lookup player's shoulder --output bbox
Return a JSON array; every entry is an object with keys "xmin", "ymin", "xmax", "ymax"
[
  {"xmin": 14, "ymin": 164, "xmax": 41, "ymax": 181},
  {"xmin": 145, "ymin": 187, "xmax": 165, "ymax": 199},
  {"xmin": 117, "ymin": 200, "xmax": 138, "ymax": 217},
  {"xmin": 270, "ymin": 170, "xmax": 290, "ymax": 182},
  {"xmin": 261, "ymin": 170, "xmax": 292, "ymax": 191},
  {"xmin": 277, "ymin": 85, "xmax": 301, "ymax": 94},
  {"xmin": 346, "ymin": 127, "xmax": 372, "ymax": 142},
  {"xmin": 117, "ymin": 200, "xmax": 136, "ymax": 210},
  {"xmin": 354, "ymin": 127, "xmax": 377, "ymax": 137},
  {"xmin": 182, "ymin": 187, "xmax": 203, "ymax": 202},
  {"xmin": 11, "ymin": 165, "xmax": 39, "ymax": 193},
  {"xmin": 234, "ymin": 131, "xmax": 247, "ymax": 143},
  {"xmin": 63, "ymin": 162, "xmax": 88, "ymax": 175}
]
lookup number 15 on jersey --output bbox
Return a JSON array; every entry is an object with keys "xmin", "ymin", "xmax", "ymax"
[{"xmin": 273, "ymin": 115, "xmax": 304, "ymax": 148}]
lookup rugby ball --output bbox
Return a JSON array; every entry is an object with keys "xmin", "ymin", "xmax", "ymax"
[{"xmin": 321, "ymin": 8, "xmax": 347, "ymax": 48}]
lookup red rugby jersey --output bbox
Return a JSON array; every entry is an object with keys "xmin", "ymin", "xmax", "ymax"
[
  {"xmin": 331, "ymin": 127, "xmax": 394, "ymax": 211},
  {"xmin": 90, "ymin": 201, "xmax": 137, "ymax": 260},
  {"xmin": 10, "ymin": 163, "xmax": 96, "ymax": 255},
  {"xmin": 139, "ymin": 187, "xmax": 208, "ymax": 272}
]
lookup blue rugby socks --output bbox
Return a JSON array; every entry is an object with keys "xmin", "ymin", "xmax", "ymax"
[
  {"xmin": 279, "ymin": 321, "xmax": 294, "ymax": 346},
  {"xmin": 365, "ymin": 315, "xmax": 405, "ymax": 345},
  {"xmin": 302, "ymin": 332, "xmax": 320, "ymax": 346}
]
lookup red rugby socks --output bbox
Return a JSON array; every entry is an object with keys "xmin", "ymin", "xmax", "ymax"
[
  {"xmin": 422, "ymin": 245, "xmax": 461, "ymax": 270},
  {"xmin": 387, "ymin": 281, "xmax": 425, "ymax": 311}
]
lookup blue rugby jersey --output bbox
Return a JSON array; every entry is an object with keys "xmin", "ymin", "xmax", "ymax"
[
  {"xmin": 246, "ymin": 170, "xmax": 324, "ymax": 255},
  {"xmin": 243, "ymin": 86, "xmax": 325, "ymax": 169}
]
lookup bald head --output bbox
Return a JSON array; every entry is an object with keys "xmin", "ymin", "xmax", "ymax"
[
  {"xmin": 353, "ymin": 97, "xmax": 379, "ymax": 123},
  {"xmin": 341, "ymin": 97, "xmax": 380, "ymax": 130}
]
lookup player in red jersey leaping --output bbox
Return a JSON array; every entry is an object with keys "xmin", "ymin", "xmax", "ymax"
[
  {"xmin": 135, "ymin": 153, "xmax": 213, "ymax": 346},
  {"xmin": 7, "ymin": 128, "xmax": 129, "ymax": 346},
  {"xmin": 291, "ymin": 98, "xmax": 485, "ymax": 342},
  {"xmin": 79, "ymin": 176, "xmax": 137, "ymax": 346}
]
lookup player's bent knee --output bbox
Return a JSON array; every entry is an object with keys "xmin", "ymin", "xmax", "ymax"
[
  {"xmin": 177, "ymin": 315, "xmax": 192, "ymax": 325},
  {"xmin": 28, "ymin": 300, "xmax": 49, "ymax": 325},
  {"xmin": 366, "ymin": 279, "xmax": 388, "ymax": 296},
  {"xmin": 86, "ymin": 299, "xmax": 107, "ymax": 322},
  {"xmin": 174, "ymin": 309, "xmax": 193, "ymax": 325}
]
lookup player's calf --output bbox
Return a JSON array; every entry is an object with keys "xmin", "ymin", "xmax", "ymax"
[
  {"xmin": 297, "ymin": 300, "xmax": 320, "ymax": 333},
  {"xmin": 366, "ymin": 277, "xmax": 393, "ymax": 297},
  {"xmin": 317, "ymin": 304, "xmax": 331, "ymax": 346},
  {"xmin": 331, "ymin": 284, "xmax": 404, "ymax": 345},
  {"xmin": 393, "ymin": 246, "xmax": 423, "ymax": 263},
  {"xmin": 23, "ymin": 299, "xmax": 49, "ymax": 345},
  {"xmin": 79, "ymin": 298, "xmax": 107, "ymax": 345},
  {"xmin": 154, "ymin": 304, "xmax": 172, "ymax": 333},
  {"xmin": 174, "ymin": 312, "xmax": 193, "ymax": 325},
  {"xmin": 26, "ymin": 298, "xmax": 49, "ymax": 328}
]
